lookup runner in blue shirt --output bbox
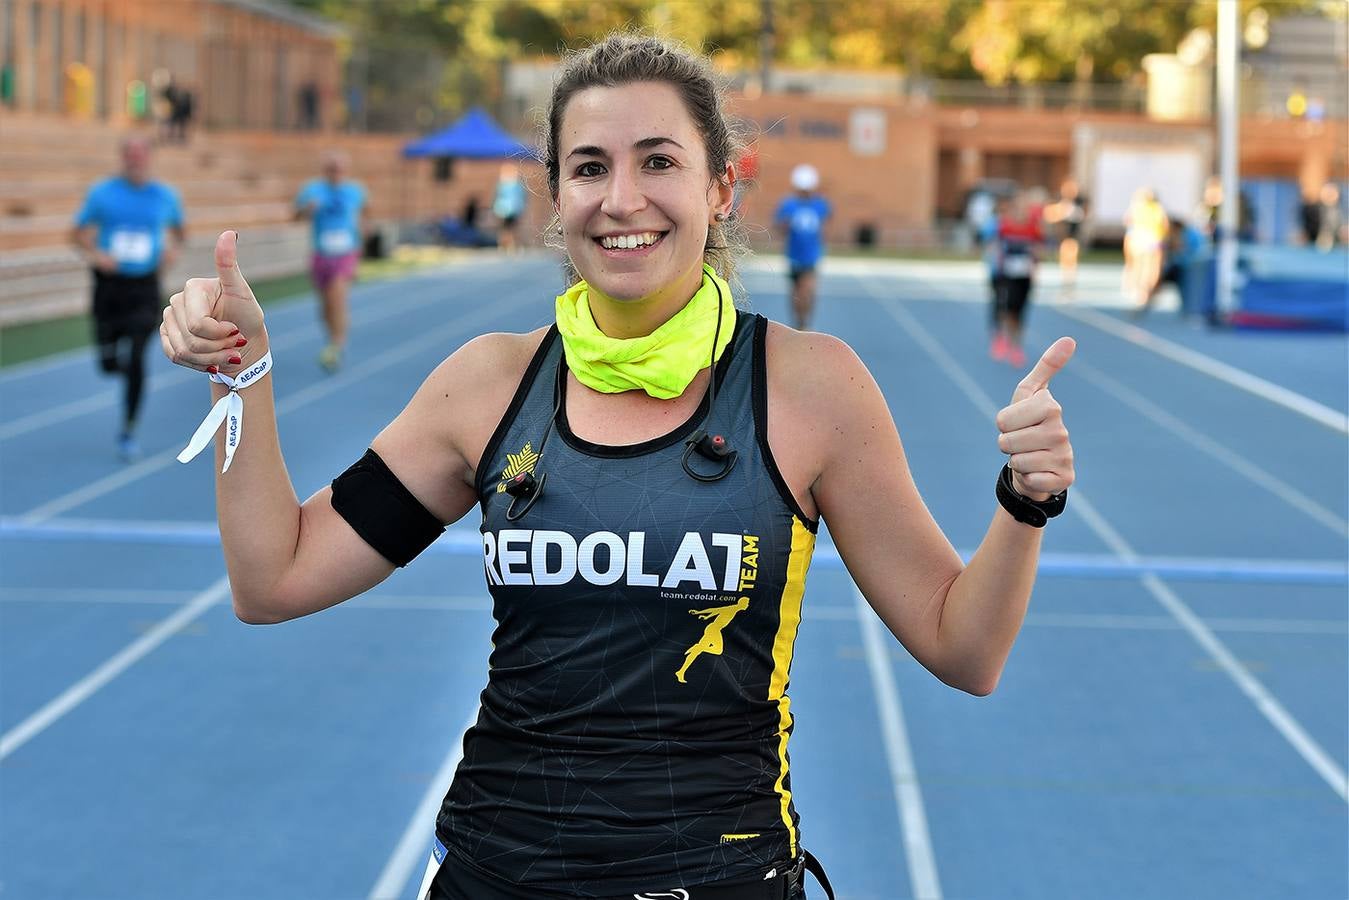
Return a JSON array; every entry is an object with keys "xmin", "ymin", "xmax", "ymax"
[
  {"xmin": 71, "ymin": 135, "xmax": 185, "ymax": 460},
  {"xmin": 492, "ymin": 162, "xmax": 527, "ymax": 253},
  {"xmin": 295, "ymin": 151, "xmax": 367, "ymax": 371},
  {"xmin": 774, "ymin": 165, "xmax": 830, "ymax": 329}
]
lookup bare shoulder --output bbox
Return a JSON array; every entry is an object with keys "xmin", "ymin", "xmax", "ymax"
[
  {"xmin": 427, "ymin": 326, "xmax": 551, "ymax": 392},
  {"xmin": 763, "ymin": 321, "xmax": 878, "ymax": 413},
  {"xmin": 381, "ymin": 326, "xmax": 550, "ymax": 455}
]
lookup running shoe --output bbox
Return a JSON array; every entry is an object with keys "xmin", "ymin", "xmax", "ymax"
[
  {"xmin": 318, "ymin": 344, "xmax": 342, "ymax": 372},
  {"xmin": 989, "ymin": 333, "xmax": 1009, "ymax": 361},
  {"xmin": 116, "ymin": 433, "xmax": 141, "ymax": 462},
  {"xmin": 1008, "ymin": 345, "xmax": 1026, "ymax": 368}
]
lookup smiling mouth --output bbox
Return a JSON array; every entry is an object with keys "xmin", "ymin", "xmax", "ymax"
[{"xmin": 595, "ymin": 231, "xmax": 667, "ymax": 251}]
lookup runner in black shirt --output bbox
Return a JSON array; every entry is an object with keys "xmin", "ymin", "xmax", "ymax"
[{"xmin": 160, "ymin": 34, "xmax": 1078, "ymax": 900}]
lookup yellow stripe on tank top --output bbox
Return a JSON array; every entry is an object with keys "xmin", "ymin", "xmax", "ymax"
[{"xmin": 768, "ymin": 518, "xmax": 816, "ymax": 858}]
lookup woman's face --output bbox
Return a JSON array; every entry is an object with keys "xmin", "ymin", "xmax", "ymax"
[{"xmin": 555, "ymin": 81, "xmax": 732, "ymax": 309}]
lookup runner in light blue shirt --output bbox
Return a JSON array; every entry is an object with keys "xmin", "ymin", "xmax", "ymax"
[
  {"xmin": 295, "ymin": 151, "xmax": 368, "ymax": 371},
  {"xmin": 71, "ymin": 135, "xmax": 185, "ymax": 460}
]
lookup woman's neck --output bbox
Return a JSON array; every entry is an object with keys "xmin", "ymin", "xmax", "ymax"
[{"xmin": 585, "ymin": 262, "xmax": 705, "ymax": 339}]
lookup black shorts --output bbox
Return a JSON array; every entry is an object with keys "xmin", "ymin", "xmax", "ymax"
[
  {"xmin": 428, "ymin": 843, "xmax": 808, "ymax": 900},
  {"xmin": 997, "ymin": 276, "xmax": 1032, "ymax": 321},
  {"xmin": 92, "ymin": 271, "xmax": 161, "ymax": 344},
  {"xmin": 789, "ymin": 264, "xmax": 816, "ymax": 285}
]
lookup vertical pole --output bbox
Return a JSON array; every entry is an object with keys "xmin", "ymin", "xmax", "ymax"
[
  {"xmin": 759, "ymin": 0, "xmax": 774, "ymax": 94},
  {"xmin": 1215, "ymin": 0, "xmax": 1239, "ymax": 317}
]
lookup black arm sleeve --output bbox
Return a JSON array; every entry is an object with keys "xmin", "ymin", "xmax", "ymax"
[{"xmin": 331, "ymin": 448, "xmax": 445, "ymax": 567}]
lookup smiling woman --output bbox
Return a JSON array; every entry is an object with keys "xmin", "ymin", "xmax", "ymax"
[
  {"xmin": 543, "ymin": 36, "xmax": 748, "ymax": 314},
  {"xmin": 157, "ymin": 31, "xmax": 1076, "ymax": 900}
]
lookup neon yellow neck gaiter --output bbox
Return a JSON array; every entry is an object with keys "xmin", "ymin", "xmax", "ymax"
[{"xmin": 554, "ymin": 265, "xmax": 736, "ymax": 400}]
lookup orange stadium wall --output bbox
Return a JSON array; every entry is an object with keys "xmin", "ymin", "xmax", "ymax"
[
  {"xmin": 0, "ymin": 110, "xmax": 550, "ymax": 325},
  {"xmin": 722, "ymin": 95, "xmax": 1342, "ymax": 251},
  {"xmin": 727, "ymin": 92, "xmax": 939, "ymax": 249},
  {"xmin": 1, "ymin": 0, "xmax": 341, "ymax": 131}
]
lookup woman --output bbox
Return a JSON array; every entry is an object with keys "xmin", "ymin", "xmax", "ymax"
[
  {"xmin": 1123, "ymin": 187, "xmax": 1169, "ymax": 311},
  {"xmin": 990, "ymin": 190, "xmax": 1045, "ymax": 368},
  {"xmin": 161, "ymin": 35, "xmax": 1076, "ymax": 900},
  {"xmin": 1044, "ymin": 178, "xmax": 1086, "ymax": 297}
]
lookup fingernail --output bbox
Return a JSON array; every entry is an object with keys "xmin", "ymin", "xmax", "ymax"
[
  {"xmin": 228, "ymin": 355, "xmax": 242, "ymax": 365},
  {"xmin": 233, "ymin": 231, "xmax": 240, "ymax": 242},
  {"xmin": 235, "ymin": 338, "xmax": 248, "ymax": 347},
  {"xmin": 207, "ymin": 365, "xmax": 219, "ymax": 374},
  {"xmin": 228, "ymin": 328, "xmax": 240, "ymax": 337}
]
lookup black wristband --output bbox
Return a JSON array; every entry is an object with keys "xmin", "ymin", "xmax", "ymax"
[{"xmin": 995, "ymin": 464, "xmax": 1067, "ymax": 528}]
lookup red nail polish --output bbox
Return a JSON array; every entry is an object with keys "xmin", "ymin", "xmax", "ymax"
[
  {"xmin": 228, "ymin": 355, "xmax": 242, "ymax": 365},
  {"xmin": 228, "ymin": 329, "xmax": 240, "ymax": 337},
  {"xmin": 207, "ymin": 365, "xmax": 219, "ymax": 374},
  {"xmin": 235, "ymin": 338, "xmax": 247, "ymax": 347}
]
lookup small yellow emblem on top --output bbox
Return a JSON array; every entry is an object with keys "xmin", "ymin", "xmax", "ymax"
[{"xmin": 498, "ymin": 442, "xmax": 540, "ymax": 493}]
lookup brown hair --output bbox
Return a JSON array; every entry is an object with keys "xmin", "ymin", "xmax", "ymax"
[{"xmin": 542, "ymin": 33, "xmax": 748, "ymax": 292}]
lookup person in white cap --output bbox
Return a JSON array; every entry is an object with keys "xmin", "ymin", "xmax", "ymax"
[{"xmin": 774, "ymin": 164, "xmax": 831, "ymax": 330}]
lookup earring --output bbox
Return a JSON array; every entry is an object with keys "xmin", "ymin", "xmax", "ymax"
[{"xmin": 713, "ymin": 212, "xmax": 727, "ymax": 222}]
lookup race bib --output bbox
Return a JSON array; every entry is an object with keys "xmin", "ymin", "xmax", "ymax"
[
  {"xmin": 319, "ymin": 229, "xmax": 356, "ymax": 256},
  {"xmin": 109, "ymin": 229, "xmax": 154, "ymax": 265},
  {"xmin": 1002, "ymin": 254, "xmax": 1033, "ymax": 277}
]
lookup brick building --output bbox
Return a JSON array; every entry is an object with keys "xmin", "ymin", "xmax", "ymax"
[{"xmin": 0, "ymin": 0, "xmax": 342, "ymax": 131}]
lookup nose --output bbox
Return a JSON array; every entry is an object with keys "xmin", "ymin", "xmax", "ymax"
[{"xmin": 600, "ymin": 164, "xmax": 646, "ymax": 220}]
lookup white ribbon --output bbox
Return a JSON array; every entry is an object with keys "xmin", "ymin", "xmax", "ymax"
[{"xmin": 177, "ymin": 352, "xmax": 273, "ymax": 473}]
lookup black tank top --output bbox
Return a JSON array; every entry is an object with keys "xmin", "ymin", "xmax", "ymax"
[{"xmin": 439, "ymin": 312, "xmax": 818, "ymax": 897}]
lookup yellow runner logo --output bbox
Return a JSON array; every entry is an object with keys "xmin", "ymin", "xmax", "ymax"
[
  {"xmin": 676, "ymin": 597, "xmax": 749, "ymax": 683},
  {"xmin": 719, "ymin": 833, "xmax": 761, "ymax": 844},
  {"xmin": 497, "ymin": 441, "xmax": 539, "ymax": 493}
]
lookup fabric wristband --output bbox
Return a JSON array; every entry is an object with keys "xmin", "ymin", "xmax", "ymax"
[{"xmin": 176, "ymin": 352, "xmax": 273, "ymax": 473}]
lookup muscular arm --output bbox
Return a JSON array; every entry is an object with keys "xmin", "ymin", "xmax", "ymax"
[
  {"xmin": 223, "ymin": 331, "xmax": 541, "ymax": 623},
  {"xmin": 776, "ymin": 329, "xmax": 1061, "ymax": 696},
  {"xmin": 161, "ymin": 218, "xmax": 536, "ymax": 629}
]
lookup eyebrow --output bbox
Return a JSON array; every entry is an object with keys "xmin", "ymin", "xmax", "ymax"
[{"xmin": 566, "ymin": 136, "xmax": 686, "ymax": 160}]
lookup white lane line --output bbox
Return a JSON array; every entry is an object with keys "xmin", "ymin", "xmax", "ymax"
[
  {"xmin": 812, "ymin": 606, "xmax": 1346, "ymax": 635},
  {"xmin": 368, "ymin": 705, "xmax": 480, "ymax": 900},
  {"xmin": 0, "ymin": 587, "xmax": 493, "ymax": 612},
  {"xmin": 0, "ymin": 345, "xmax": 95, "ymax": 382},
  {"xmin": 855, "ymin": 585, "xmax": 944, "ymax": 900},
  {"xmin": 1072, "ymin": 494, "xmax": 1349, "ymax": 802},
  {"xmin": 1027, "ymin": 612, "xmax": 1347, "ymax": 635},
  {"xmin": 0, "ymin": 268, "xmax": 496, "ymax": 442},
  {"xmin": 866, "ymin": 281, "xmax": 1349, "ymax": 803},
  {"xmin": 8, "ymin": 516, "xmax": 1344, "ymax": 586},
  {"xmin": 1072, "ymin": 358, "xmax": 1348, "ymax": 537},
  {"xmin": 1056, "ymin": 304, "xmax": 1348, "ymax": 435},
  {"xmin": 16, "ymin": 281, "xmax": 539, "ymax": 524},
  {"xmin": 0, "ymin": 576, "xmax": 230, "ymax": 760}
]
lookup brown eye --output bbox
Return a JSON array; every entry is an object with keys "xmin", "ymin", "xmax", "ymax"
[
  {"xmin": 576, "ymin": 162, "xmax": 605, "ymax": 178},
  {"xmin": 646, "ymin": 155, "xmax": 674, "ymax": 170}
]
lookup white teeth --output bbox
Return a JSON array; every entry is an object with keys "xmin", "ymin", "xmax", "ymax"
[{"xmin": 601, "ymin": 232, "xmax": 658, "ymax": 250}]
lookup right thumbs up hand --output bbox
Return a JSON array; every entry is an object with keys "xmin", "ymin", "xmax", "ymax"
[{"xmin": 160, "ymin": 230, "xmax": 266, "ymax": 375}]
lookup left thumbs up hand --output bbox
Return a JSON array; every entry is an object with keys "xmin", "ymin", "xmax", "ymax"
[{"xmin": 995, "ymin": 337, "xmax": 1077, "ymax": 500}]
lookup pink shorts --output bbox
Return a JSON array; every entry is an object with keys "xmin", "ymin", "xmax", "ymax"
[{"xmin": 311, "ymin": 252, "xmax": 359, "ymax": 290}]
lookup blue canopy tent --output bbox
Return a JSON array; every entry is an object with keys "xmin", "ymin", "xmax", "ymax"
[
  {"xmin": 401, "ymin": 109, "xmax": 537, "ymax": 247},
  {"xmin": 402, "ymin": 107, "xmax": 537, "ymax": 160}
]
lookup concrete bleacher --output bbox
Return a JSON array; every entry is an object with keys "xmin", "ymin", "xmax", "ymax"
[{"xmin": 0, "ymin": 113, "xmax": 543, "ymax": 327}]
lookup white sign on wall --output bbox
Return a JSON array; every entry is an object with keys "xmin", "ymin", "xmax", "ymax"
[{"xmin": 849, "ymin": 108, "xmax": 886, "ymax": 156}]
